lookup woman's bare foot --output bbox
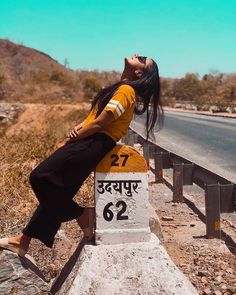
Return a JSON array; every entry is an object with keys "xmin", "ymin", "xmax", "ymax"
[
  {"xmin": 8, "ymin": 234, "xmax": 31, "ymax": 251},
  {"xmin": 76, "ymin": 207, "xmax": 95, "ymax": 241},
  {"xmin": 0, "ymin": 234, "xmax": 31, "ymax": 256}
]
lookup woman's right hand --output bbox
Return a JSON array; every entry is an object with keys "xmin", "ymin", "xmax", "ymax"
[
  {"xmin": 67, "ymin": 124, "xmax": 83, "ymax": 139},
  {"xmin": 55, "ymin": 123, "xmax": 84, "ymax": 150}
]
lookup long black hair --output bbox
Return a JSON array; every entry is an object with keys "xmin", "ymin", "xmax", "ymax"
[{"xmin": 90, "ymin": 59, "xmax": 163, "ymax": 141}]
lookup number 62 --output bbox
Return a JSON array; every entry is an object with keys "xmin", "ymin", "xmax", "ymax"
[{"xmin": 103, "ymin": 201, "xmax": 128, "ymax": 221}]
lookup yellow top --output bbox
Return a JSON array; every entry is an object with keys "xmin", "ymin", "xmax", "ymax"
[
  {"xmin": 96, "ymin": 144, "xmax": 148, "ymax": 172},
  {"xmin": 82, "ymin": 84, "xmax": 136, "ymax": 142}
]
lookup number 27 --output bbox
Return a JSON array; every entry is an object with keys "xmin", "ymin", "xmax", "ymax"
[{"xmin": 111, "ymin": 154, "xmax": 129, "ymax": 167}]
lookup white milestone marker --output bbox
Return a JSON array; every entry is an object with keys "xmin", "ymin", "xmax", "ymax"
[{"xmin": 95, "ymin": 144, "xmax": 150, "ymax": 245}]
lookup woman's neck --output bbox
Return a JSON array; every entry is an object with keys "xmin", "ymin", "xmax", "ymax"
[{"xmin": 121, "ymin": 68, "xmax": 135, "ymax": 81}]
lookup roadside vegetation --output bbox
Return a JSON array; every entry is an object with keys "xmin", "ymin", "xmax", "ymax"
[
  {"xmin": 2, "ymin": 66, "xmax": 235, "ymax": 112},
  {"xmin": 161, "ymin": 72, "xmax": 236, "ymax": 112}
]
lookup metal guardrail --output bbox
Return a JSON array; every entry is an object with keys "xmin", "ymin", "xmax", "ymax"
[{"xmin": 122, "ymin": 128, "xmax": 236, "ymax": 239}]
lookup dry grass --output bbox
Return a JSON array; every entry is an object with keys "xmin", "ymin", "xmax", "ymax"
[
  {"xmin": 0, "ymin": 106, "xmax": 90, "ymax": 228},
  {"xmin": 0, "ymin": 104, "xmax": 95, "ymax": 281}
]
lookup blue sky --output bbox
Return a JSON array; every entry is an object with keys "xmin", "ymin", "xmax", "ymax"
[{"xmin": 0, "ymin": 0, "xmax": 236, "ymax": 77}]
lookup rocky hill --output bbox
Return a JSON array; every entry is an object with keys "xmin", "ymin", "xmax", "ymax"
[
  {"xmin": 0, "ymin": 39, "xmax": 79, "ymax": 102},
  {"xmin": 0, "ymin": 39, "xmax": 120, "ymax": 103},
  {"xmin": 0, "ymin": 39, "xmax": 71, "ymax": 83}
]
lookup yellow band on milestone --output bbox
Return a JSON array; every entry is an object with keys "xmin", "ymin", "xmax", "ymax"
[{"xmin": 96, "ymin": 145, "xmax": 147, "ymax": 173}]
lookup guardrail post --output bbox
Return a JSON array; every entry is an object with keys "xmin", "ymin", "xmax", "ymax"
[
  {"xmin": 143, "ymin": 142, "xmax": 150, "ymax": 168},
  {"xmin": 122, "ymin": 134, "xmax": 128, "ymax": 145},
  {"xmin": 124, "ymin": 130, "xmax": 134, "ymax": 146},
  {"xmin": 122, "ymin": 130, "xmax": 138, "ymax": 146},
  {"xmin": 205, "ymin": 184, "xmax": 221, "ymax": 239},
  {"xmin": 234, "ymin": 187, "xmax": 236, "ymax": 209},
  {"xmin": 129, "ymin": 131, "xmax": 135, "ymax": 147},
  {"xmin": 173, "ymin": 163, "xmax": 184, "ymax": 202},
  {"xmin": 136, "ymin": 134, "xmax": 144, "ymax": 145},
  {"xmin": 173, "ymin": 163, "xmax": 195, "ymax": 202},
  {"xmin": 130, "ymin": 130, "xmax": 139, "ymax": 146},
  {"xmin": 220, "ymin": 183, "xmax": 234, "ymax": 213},
  {"xmin": 154, "ymin": 152, "xmax": 171, "ymax": 183},
  {"xmin": 183, "ymin": 163, "xmax": 194, "ymax": 185},
  {"xmin": 154, "ymin": 153, "xmax": 163, "ymax": 183}
]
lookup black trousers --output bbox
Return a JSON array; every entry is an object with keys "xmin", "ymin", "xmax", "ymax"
[{"xmin": 22, "ymin": 133, "xmax": 116, "ymax": 248}]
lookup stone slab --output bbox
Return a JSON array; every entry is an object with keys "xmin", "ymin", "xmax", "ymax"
[
  {"xmin": 58, "ymin": 234, "xmax": 198, "ymax": 295},
  {"xmin": 0, "ymin": 250, "xmax": 49, "ymax": 295}
]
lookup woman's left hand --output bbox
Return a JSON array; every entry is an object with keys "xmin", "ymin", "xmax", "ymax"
[{"xmin": 54, "ymin": 137, "xmax": 70, "ymax": 150}]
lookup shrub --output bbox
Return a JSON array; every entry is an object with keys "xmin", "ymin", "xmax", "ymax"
[
  {"xmin": 31, "ymin": 70, "xmax": 50, "ymax": 83},
  {"xmin": 83, "ymin": 76, "xmax": 101, "ymax": 100},
  {"xmin": 49, "ymin": 70, "xmax": 74, "ymax": 87},
  {"xmin": 172, "ymin": 73, "xmax": 204, "ymax": 101}
]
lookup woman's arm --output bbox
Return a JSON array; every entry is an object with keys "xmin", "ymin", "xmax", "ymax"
[
  {"xmin": 68, "ymin": 110, "xmax": 115, "ymax": 141},
  {"xmin": 55, "ymin": 121, "xmax": 84, "ymax": 149}
]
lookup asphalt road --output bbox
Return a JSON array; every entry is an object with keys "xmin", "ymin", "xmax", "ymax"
[
  {"xmin": 132, "ymin": 110, "xmax": 236, "ymax": 183},
  {"xmin": 131, "ymin": 109, "xmax": 236, "ymax": 225}
]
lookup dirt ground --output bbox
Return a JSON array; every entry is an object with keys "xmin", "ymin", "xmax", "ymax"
[{"xmin": 146, "ymin": 155, "xmax": 236, "ymax": 295}]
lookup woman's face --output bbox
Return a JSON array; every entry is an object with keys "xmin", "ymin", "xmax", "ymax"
[{"xmin": 125, "ymin": 54, "xmax": 153, "ymax": 72}]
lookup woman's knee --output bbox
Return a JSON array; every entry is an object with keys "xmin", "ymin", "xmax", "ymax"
[{"xmin": 29, "ymin": 167, "xmax": 44, "ymax": 188}]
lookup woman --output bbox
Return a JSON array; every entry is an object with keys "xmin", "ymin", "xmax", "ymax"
[{"xmin": 0, "ymin": 54, "xmax": 163, "ymax": 257}]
